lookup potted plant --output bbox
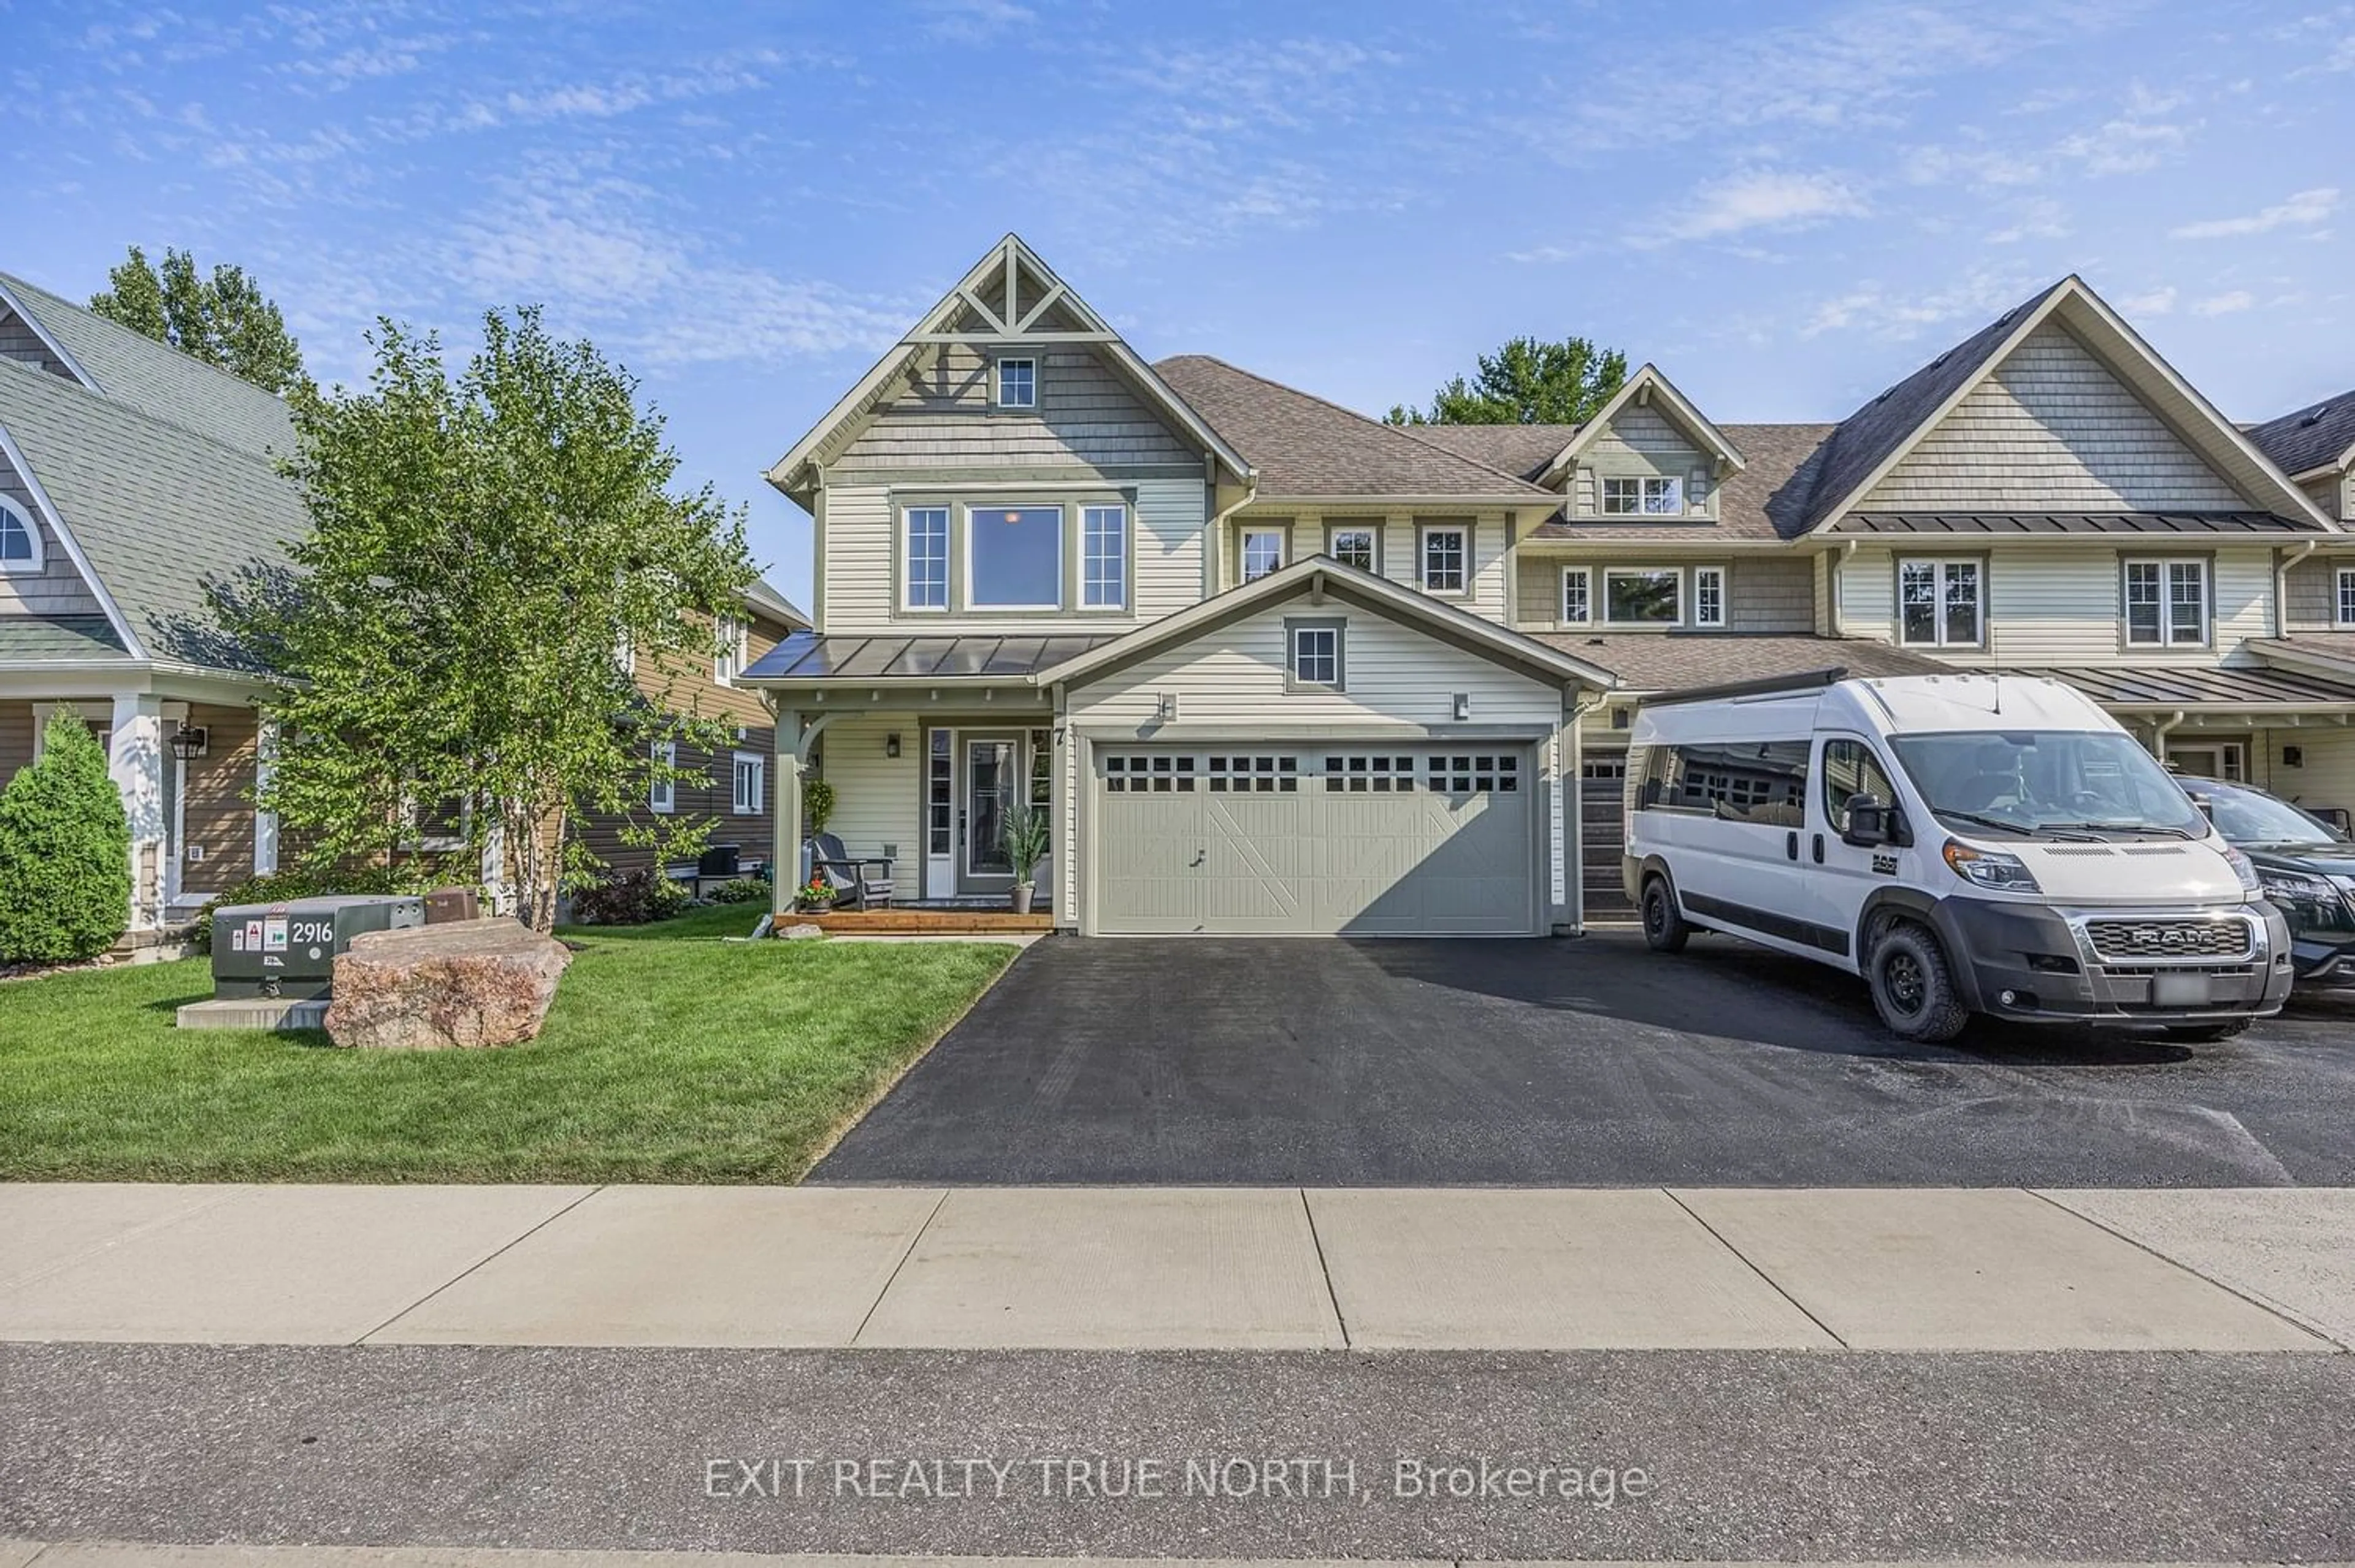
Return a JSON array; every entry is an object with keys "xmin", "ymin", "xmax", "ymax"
[
  {"xmin": 797, "ymin": 873, "xmax": 837, "ymax": 912},
  {"xmin": 1001, "ymin": 803, "xmax": 1051, "ymax": 915}
]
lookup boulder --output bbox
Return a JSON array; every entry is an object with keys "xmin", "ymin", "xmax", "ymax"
[{"xmin": 323, "ymin": 917, "xmax": 572, "ymax": 1050}]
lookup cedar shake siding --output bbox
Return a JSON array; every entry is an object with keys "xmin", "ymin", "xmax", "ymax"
[
  {"xmin": 0, "ymin": 307, "xmax": 73, "ymax": 380},
  {"xmin": 0, "ymin": 446, "xmax": 105, "ymax": 619},
  {"xmin": 1511, "ymin": 553, "xmax": 1812, "ymax": 635},
  {"xmin": 832, "ymin": 343, "xmax": 1196, "ymax": 473}
]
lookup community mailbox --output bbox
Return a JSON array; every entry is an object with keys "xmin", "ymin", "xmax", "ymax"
[{"xmin": 210, "ymin": 894, "xmax": 427, "ymax": 1000}]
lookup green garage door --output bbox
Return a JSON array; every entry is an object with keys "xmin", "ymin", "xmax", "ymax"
[{"xmin": 1093, "ymin": 746, "xmax": 1539, "ymax": 936}]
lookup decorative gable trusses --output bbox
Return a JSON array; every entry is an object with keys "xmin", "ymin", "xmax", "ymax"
[
  {"xmin": 1797, "ymin": 276, "xmax": 2335, "ymax": 534},
  {"xmin": 764, "ymin": 234, "xmax": 1252, "ymax": 501},
  {"xmin": 1535, "ymin": 364, "xmax": 1747, "ymax": 488}
]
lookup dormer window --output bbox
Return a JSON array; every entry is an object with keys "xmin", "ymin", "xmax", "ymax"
[
  {"xmin": 994, "ymin": 356, "xmax": 1036, "ymax": 410},
  {"xmin": 1600, "ymin": 475, "xmax": 1685, "ymax": 515}
]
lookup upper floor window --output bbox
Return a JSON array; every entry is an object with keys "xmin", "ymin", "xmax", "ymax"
[
  {"xmin": 1693, "ymin": 565, "xmax": 1726, "ymax": 628},
  {"xmin": 714, "ymin": 614, "xmax": 749, "ymax": 684},
  {"xmin": 1327, "ymin": 524, "xmax": 1378, "ymax": 573},
  {"xmin": 1287, "ymin": 619, "xmax": 1344, "ymax": 690},
  {"xmin": 1897, "ymin": 559, "xmax": 1982, "ymax": 648},
  {"xmin": 1601, "ymin": 476, "xmax": 1685, "ymax": 516},
  {"xmin": 1561, "ymin": 566, "xmax": 1591, "ymax": 625},
  {"xmin": 994, "ymin": 357, "xmax": 1036, "ymax": 410},
  {"xmin": 905, "ymin": 507, "xmax": 950, "ymax": 611},
  {"xmin": 1420, "ymin": 525, "xmax": 1467, "ymax": 594},
  {"xmin": 970, "ymin": 505, "xmax": 1063, "ymax": 610},
  {"xmin": 1081, "ymin": 504, "xmax": 1127, "ymax": 609},
  {"xmin": 1604, "ymin": 567, "xmax": 1680, "ymax": 625},
  {"xmin": 2124, "ymin": 558, "xmax": 2208, "ymax": 647},
  {"xmin": 0, "ymin": 497, "xmax": 36, "ymax": 570},
  {"xmin": 2337, "ymin": 567, "xmax": 2355, "ymax": 627},
  {"xmin": 1241, "ymin": 527, "xmax": 1285, "ymax": 583}
]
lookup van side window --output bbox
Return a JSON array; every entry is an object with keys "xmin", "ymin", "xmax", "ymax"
[
  {"xmin": 1643, "ymin": 741, "xmax": 1810, "ymax": 827},
  {"xmin": 1823, "ymin": 738, "xmax": 1897, "ymax": 834}
]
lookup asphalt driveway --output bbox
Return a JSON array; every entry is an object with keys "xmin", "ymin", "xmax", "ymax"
[{"xmin": 810, "ymin": 931, "xmax": 2355, "ymax": 1187}]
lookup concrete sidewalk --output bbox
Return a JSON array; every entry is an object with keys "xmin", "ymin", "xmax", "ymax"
[
  {"xmin": 0, "ymin": 1183, "xmax": 2348, "ymax": 1352},
  {"xmin": 10, "ymin": 1553, "xmax": 2349, "ymax": 1568}
]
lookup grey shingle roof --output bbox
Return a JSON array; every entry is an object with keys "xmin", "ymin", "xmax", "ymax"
[
  {"xmin": 1402, "ymin": 423, "xmax": 1576, "ymax": 483},
  {"xmin": 1531, "ymin": 423, "xmax": 1839, "ymax": 541},
  {"xmin": 0, "ymin": 356, "xmax": 305, "ymax": 669},
  {"xmin": 1792, "ymin": 280, "xmax": 2070, "ymax": 535},
  {"xmin": 0, "ymin": 270, "xmax": 296, "ymax": 461},
  {"xmin": 0, "ymin": 615, "xmax": 129, "ymax": 660},
  {"xmin": 2247, "ymin": 389, "xmax": 2355, "ymax": 480},
  {"xmin": 1152, "ymin": 356, "xmax": 1551, "ymax": 499},
  {"xmin": 1532, "ymin": 631, "xmax": 1951, "ymax": 695},
  {"xmin": 743, "ymin": 578, "xmax": 810, "ymax": 630}
]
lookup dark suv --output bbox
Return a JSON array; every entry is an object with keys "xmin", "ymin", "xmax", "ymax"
[{"xmin": 2183, "ymin": 777, "xmax": 2355, "ymax": 985}]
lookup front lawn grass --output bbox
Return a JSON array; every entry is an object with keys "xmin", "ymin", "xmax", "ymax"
[{"xmin": 0, "ymin": 910, "xmax": 1016, "ymax": 1183}]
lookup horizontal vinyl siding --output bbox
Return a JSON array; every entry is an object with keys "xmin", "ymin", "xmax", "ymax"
[
  {"xmin": 814, "ymin": 712, "xmax": 924, "ymax": 866},
  {"xmin": 1231, "ymin": 509, "xmax": 1511, "ymax": 623},
  {"xmin": 2284, "ymin": 556, "xmax": 2348, "ymax": 632},
  {"xmin": 573, "ymin": 732, "xmax": 776, "ymax": 878},
  {"xmin": 0, "ymin": 446, "xmax": 104, "ymax": 618},
  {"xmin": 632, "ymin": 611, "xmax": 796, "ymax": 728},
  {"xmin": 1838, "ymin": 543, "xmax": 2276, "ymax": 664},
  {"xmin": 1862, "ymin": 322, "xmax": 2247, "ymax": 511},
  {"xmin": 180, "ymin": 702, "xmax": 259, "ymax": 895},
  {"xmin": 1068, "ymin": 602, "xmax": 1561, "ymax": 730},
  {"xmin": 2257, "ymin": 725, "xmax": 2355, "ymax": 817},
  {"xmin": 833, "ymin": 345, "xmax": 1194, "ymax": 472},
  {"xmin": 819, "ymin": 474, "xmax": 1206, "ymax": 636}
]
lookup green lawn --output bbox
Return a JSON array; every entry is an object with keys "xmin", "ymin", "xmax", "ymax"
[{"xmin": 0, "ymin": 906, "xmax": 1017, "ymax": 1183}]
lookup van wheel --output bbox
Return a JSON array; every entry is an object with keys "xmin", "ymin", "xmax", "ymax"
[
  {"xmin": 2162, "ymin": 1020, "xmax": 2251, "ymax": 1042},
  {"xmin": 1641, "ymin": 877, "xmax": 1689, "ymax": 954},
  {"xmin": 1867, "ymin": 922, "xmax": 1969, "ymax": 1042}
]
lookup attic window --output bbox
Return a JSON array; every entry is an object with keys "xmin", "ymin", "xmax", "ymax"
[
  {"xmin": 994, "ymin": 357, "xmax": 1036, "ymax": 410},
  {"xmin": 0, "ymin": 497, "xmax": 35, "ymax": 570}
]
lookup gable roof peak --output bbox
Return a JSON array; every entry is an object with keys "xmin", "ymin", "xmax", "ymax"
[{"xmin": 1536, "ymin": 362, "xmax": 1747, "ymax": 485}]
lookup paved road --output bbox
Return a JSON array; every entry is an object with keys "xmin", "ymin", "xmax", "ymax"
[
  {"xmin": 813, "ymin": 932, "xmax": 2355, "ymax": 1187},
  {"xmin": 2, "ymin": 1344, "xmax": 2350, "ymax": 1560}
]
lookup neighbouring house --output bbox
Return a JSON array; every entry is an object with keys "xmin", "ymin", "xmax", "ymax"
[
  {"xmin": 745, "ymin": 235, "xmax": 2353, "ymax": 933},
  {"xmin": 0, "ymin": 270, "xmax": 805, "ymax": 939}
]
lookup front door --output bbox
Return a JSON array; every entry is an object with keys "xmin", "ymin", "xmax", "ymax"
[{"xmin": 960, "ymin": 735, "xmax": 1020, "ymax": 892}]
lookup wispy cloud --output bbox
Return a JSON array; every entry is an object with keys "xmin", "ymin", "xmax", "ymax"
[
  {"xmin": 1662, "ymin": 171, "xmax": 1869, "ymax": 242},
  {"xmin": 1986, "ymin": 198, "xmax": 2070, "ymax": 243},
  {"xmin": 2191, "ymin": 289, "xmax": 2256, "ymax": 316},
  {"xmin": 2051, "ymin": 83, "xmax": 2194, "ymax": 174},
  {"xmin": 917, "ymin": 0, "xmax": 1038, "ymax": 43},
  {"xmin": 2170, "ymin": 187, "xmax": 2340, "ymax": 239},
  {"xmin": 2119, "ymin": 285, "xmax": 2178, "ymax": 315},
  {"xmin": 1802, "ymin": 268, "xmax": 2038, "ymax": 339}
]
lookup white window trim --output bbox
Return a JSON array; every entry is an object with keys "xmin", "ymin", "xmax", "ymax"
[
  {"xmin": 1325, "ymin": 524, "xmax": 1380, "ymax": 574},
  {"xmin": 2124, "ymin": 556, "xmax": 2211, "ymax": 648},
  {"xmin": 713, "ymin": 614, "xmax": 749, "ymax": 686},
  {"xmin": 901, "ymin": 505, "xmax": 952, "ymax": 614},
  {"xmin": 963, "ymin": 501, "xmax": 1066, "ymax": 612},
  {"xmin": 0, "ymin": 495, "xmax": 39, "ymax": 573},
  {"xmin": 993, "ymin": 356, "xmax": 1037, "ymax": 411},
  {"xmin": 730, "ymin": 750, "xmax": 765, "ymax": 816},
  {"xmin": 1240, "ymin": 526, "xmax": 1287, "ymax": 583},
  {"xmin": 1287, "ymin": 621, "xmax": 1345, "ymax": 691},
  {"xmin": 1602, "ymin": 566, "xmax": 1683, "ymax": 627},
  {"xmin": 2335, "ymin": 565, "xmax": 2355, "ymax": 628},
  {"xmin": 1560, "ymin": 565, "xmax": 1592, "ymax": 625},
  {"xmin": 1692, "ymin": 564, "xmax": 1726, "ymax": 629},
  {"xmin": 1896, "ymin": 557, "xmax": 1984, "ymax": 649},
  {"xmin": 1419, "ymin": 523, "xmax": 1469, "ymax": 595},
  {"xmin": 1641, "ymin": 475, "xmax": 1684, "ymax": 516},
  {"xmin": 1599, "ymin": 476, "xmax": 1642, "ymax": 516},
  {"xmin": 1080, "ymin": 502, "xmax": 1128, "ymax": 610},
  {"xmin": 649, "ymin": 739, "xmax": 677, "ymax": 815}
]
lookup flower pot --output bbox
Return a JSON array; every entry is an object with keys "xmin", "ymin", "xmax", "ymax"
[{"xmin": 1011, "ymin": 882, "xmax": 1036, "ymax": 915}]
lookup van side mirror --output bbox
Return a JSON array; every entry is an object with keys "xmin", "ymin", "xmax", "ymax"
[{"xmin": 1842, "ymin": 795, "xmax": 1897, "ymax": 848}]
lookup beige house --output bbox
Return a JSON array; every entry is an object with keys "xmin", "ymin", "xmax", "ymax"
[
  {"xmin": 0, "ymin": 271, "xmax": 805, "ymax": 938},
  {"xmin": 748, "ymin": 238, "xmax": 2355, "ymax": 931}
]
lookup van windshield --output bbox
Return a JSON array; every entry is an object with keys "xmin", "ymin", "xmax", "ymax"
[{"xmin": 1886, "ymin": 729, "xmax": 2206, "ymax": 839}]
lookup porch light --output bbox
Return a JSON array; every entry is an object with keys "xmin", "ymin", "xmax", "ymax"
[
  {"xmin": 169, "ymin": 723, "xmax": 209, "ymax": 761},
  {"xmin": 886, "ymin": 732, "xmax": 902, "ymax": 758},
  {"xmin": 1452, "ymin": 693, "xmax": 1472, "ymax": 722},
  {"xmin": 1155, "ymin": 692, "xmax": 1179, "ymax": 723}
]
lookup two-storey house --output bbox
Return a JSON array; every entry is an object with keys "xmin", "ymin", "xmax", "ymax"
[
  {"xmin": 0, "ymin": 269, "xmax": 805, "ymax": 938},
  {"xmin": 750, "ymin": 239, "xmax": 2355, "ymax": 935}
]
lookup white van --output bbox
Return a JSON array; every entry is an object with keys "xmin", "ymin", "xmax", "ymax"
[{"xmin": 1623, "ymin": 672, "xmax": 2291, "ymax": 1042}]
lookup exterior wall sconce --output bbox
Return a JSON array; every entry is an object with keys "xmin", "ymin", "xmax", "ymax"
[
  {"xmin": 885, "ymin": 732, "xmax": 901, "ymax": 757},
  {"xmin": 169, "ymin": 723, "xmax": 209, "ymax": 761},
  {"xmin": 2284, "ymin": 745, "xmax": 2304, "ymax": 767},
  {"xmin": 1155, "ymin": 692, "xmax": 1179, "ymax": 723},
  {"xmin": 1452, "ymin": 693, "xmax": 1472, "ymax": 722}
]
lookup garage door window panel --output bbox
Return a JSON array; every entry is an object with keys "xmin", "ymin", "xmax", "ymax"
[
  {"xmin": 1323, "ymin": 754, "xmax": 1419, "ymax": 792},
  {"xmin": 1209, "ymin": 754, "xmax": 1298, "ymax": 793},
  {"xmin": 1105, "ymin": 754, "xmax": 1197, "ymax": 794},
  {"xmin": 1427, "ymin": 754, "xmax": 1518, "ymax": 794}
]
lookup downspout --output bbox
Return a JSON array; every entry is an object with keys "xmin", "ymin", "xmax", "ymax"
[
  {"xmin": 1829, "ymin": 540, "xmax": 1859, "ymax": 637},
  {"xmin": 1204, "ymin": 466, "xmax": 1260, "ymax": 597},
  {"xmin": 2276, "ymin": 540, "xmax": 2317, "ymax": 639},
  {"xmin": 2148, "ymin": 708, "xmax": 2187, "ymax": 764}
]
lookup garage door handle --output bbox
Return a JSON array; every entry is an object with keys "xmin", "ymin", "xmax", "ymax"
[
  {"xmin": 1190, "ymin": 849, "xmax": 1205, "ymax": 868},
  {"xmin": 1812, "ymin": 833, "xmax": 1826, "ymax": 864},
  {"xmin": 1785, "ymin": 831, "xmax": 1799, "ymax": 862}
]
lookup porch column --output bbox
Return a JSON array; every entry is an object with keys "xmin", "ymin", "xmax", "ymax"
[
  {"xmin": 772, "ymin": 709, "xmax": 803, "ymax": 920},
  {"xmin": 109, "ymin": 692, "xmax": 166, "ymax": 930},
  {"xmin": 252, "ymin": 716, "xmax": 280, "ymax": 874}
]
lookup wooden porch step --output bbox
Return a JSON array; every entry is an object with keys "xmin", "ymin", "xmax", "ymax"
[{"xmin": 794, "ymin": 909, "xmax": 1054, "ymax": 935}]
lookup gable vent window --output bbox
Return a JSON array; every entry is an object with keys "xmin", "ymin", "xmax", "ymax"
[
  {"xmin": 0, "ymin": 497, "xmax": 35, "ymax": 569},
  {"xmin": 994, "ymin": 357, "xmax": 1036, "ymax": 410}
]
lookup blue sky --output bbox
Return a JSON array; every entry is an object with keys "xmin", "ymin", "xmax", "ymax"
[{"xmin": 12, "ymin": 0, "xmax": 2351, "ymax": 610}]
